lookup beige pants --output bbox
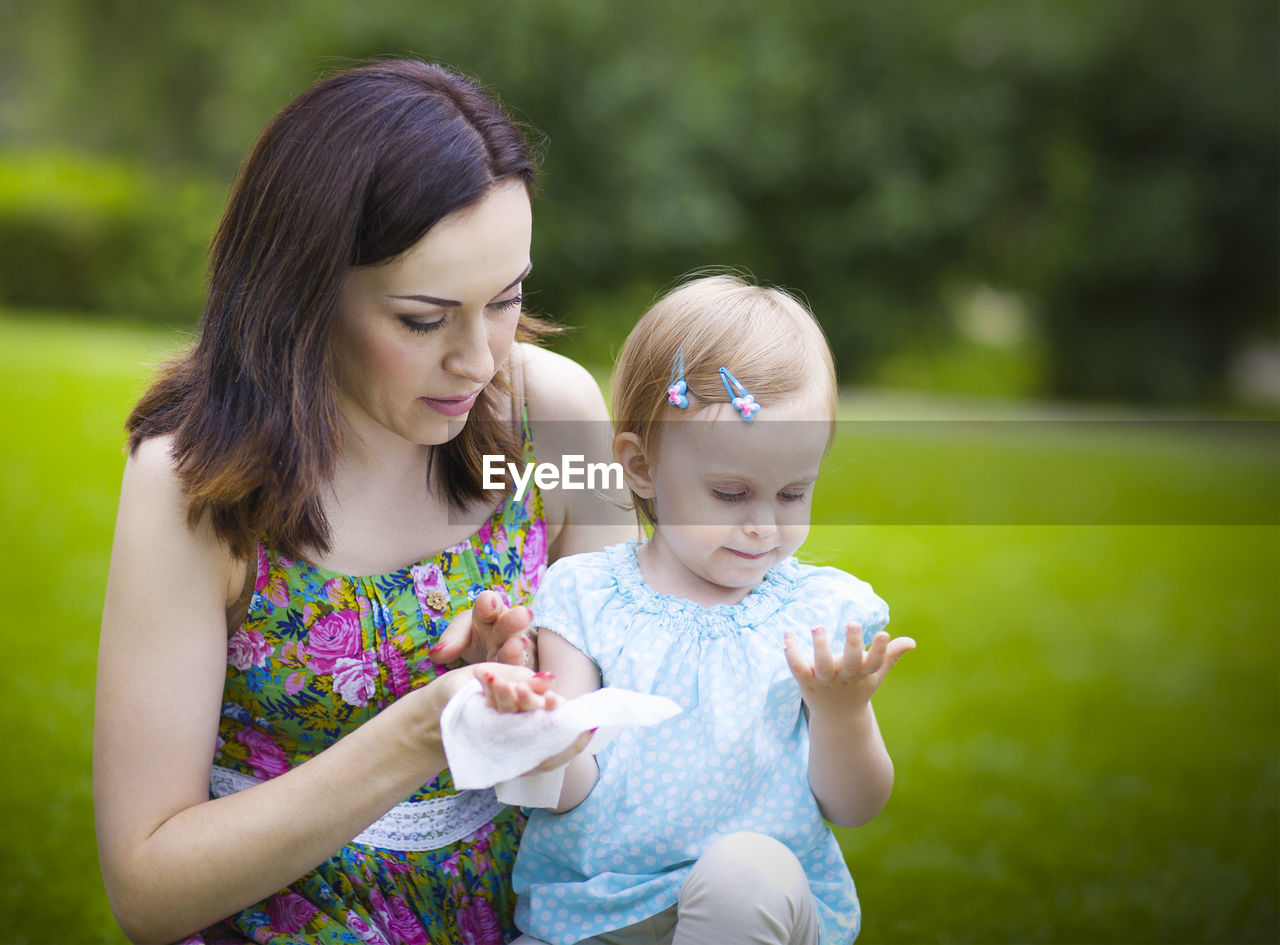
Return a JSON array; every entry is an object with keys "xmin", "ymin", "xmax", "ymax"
[{"xmin": 513, "ymin": 832, "xmax": 819, "ymax": 945}]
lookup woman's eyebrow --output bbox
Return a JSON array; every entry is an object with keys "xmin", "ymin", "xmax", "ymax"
[{"xmin": 390, "ymin": 263, "xmax": 532, "ymax": 306}]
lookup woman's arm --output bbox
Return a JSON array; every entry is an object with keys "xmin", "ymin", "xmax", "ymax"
[
  {"xmin": 521, "ymin": 344, "xmax": 640, "ymax": 563},
  {"xmin": 94, "ymin": 437, "xmax": 473, "ymax": 942}
]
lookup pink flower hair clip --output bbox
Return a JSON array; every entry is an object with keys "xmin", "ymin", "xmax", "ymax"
[
  {"xmin": 666, "ymin": 348, "xmax": 689, "ymax": 408},
  {"xmin": 719, "ymin": 367, "xmax": 760, "ymax": 421}
]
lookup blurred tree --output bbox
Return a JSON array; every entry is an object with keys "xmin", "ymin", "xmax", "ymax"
[{"xmin": 1, "ymin": 0, "xmax": 1274, "ymax": 403}]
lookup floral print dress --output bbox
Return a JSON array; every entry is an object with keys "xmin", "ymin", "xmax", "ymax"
[{"xmin": 185, "ymin": 427, "xmax": 547, "ymax": 945}]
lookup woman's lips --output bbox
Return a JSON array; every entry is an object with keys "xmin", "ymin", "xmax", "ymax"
[{"xmin": 419, "ymin": 391, "xmax": 480, "ymax": 417}]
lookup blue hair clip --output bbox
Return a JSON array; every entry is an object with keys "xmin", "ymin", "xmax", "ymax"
[
  {"xmin": 719, "ymin": 367, "xmax": 760, "ymax": 421},
  {"xmin": 666, "ymin": 348, "xmax": 689, "ymax": 408}
]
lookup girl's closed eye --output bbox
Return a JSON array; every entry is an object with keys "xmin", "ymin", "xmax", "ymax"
[
  {"xmin": 711, "ymin": 488, "xmax": 748, "ymax": 503},
  {"xmin": 778, "ymin": 490, "xmax": 807, "ymax": 502}
]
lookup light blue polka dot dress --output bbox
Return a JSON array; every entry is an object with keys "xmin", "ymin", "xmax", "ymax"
[{"xmin": 513, "ymin": 540, "xmax": 889, "ymax": 945}]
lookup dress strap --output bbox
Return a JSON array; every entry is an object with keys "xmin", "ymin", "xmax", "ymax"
[
  {"xmin": 508, "ymin": 342, "xmax": 527, "ymax": 442},
  {"xmin": 509, "ymin": 343, "xmax": 536, "ymax": 464}
]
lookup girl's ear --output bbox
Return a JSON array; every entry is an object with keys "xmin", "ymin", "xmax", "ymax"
[{"xmin": 613, "ymin": 433, "xmax": 655, "ymax": 499}]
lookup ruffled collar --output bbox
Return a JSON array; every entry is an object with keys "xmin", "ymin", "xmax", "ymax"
[{"xmin": 607, "ymin": 539, "xmax": 799, "ymax": 637}]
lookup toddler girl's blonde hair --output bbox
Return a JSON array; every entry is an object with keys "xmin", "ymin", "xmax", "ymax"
[{"xmin": 611, "ymin": 272, "xmax": 838, "ymax": 528}]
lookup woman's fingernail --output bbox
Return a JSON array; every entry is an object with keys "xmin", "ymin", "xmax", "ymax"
[{"xmin": 533, "ymin": 671, "xmax": 555, "ymax": 680}]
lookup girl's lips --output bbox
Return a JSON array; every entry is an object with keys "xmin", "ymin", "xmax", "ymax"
[
  {"xmin": 728, "ymin": 548, "xmax": 771, "ymax": 560},
  {"xmin": 420, "ymin": 391, "xmax": 480, "ymax": 417}
]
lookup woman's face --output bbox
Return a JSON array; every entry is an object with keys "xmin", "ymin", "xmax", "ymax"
[{"xmin": 331, "ymin": 179, "xmax": 533, "ymax": 451}]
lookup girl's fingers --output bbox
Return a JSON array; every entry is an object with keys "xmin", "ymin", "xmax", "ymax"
[
  {"xmin": 783, "ymin": 630, "xmax": 814, "ymax": 682},
  {"xmin": 839, "ymin": 624, "xmax": 866, "ymax": 677},
  {"xmin": 477, "ymin": 670, "xmax": 500, "ymax": 709},
  {"xmin": 528, "ymin": 671, "xmax": 556, "ymax": 694},
  {"xmin": 514, "ymin": 683, "xmax": 542, "ymax": 712},
  {"xmin": 883, "ymin": 636, "xmax": 917, "ymax": 673},
  {"xmin": 859, "ymin": 630, "xmax": 890, "ymax": 677},
  {"xmin": 489, "ymin": 675, "xmax": 517, "ymax": 712},
  {"xmin": 811, "ymin": 626, "xmax": 835, "ymax": 681}
]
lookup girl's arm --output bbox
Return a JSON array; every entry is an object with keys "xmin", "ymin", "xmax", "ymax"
[
  {"xmin": 522, "ymin": 343, "xmax": 640, "ymax": 563},
  {"xmin": 783, "ymin": 626, "xmax": 915, "ymax": 829},
  {"xmin": 94, "ymin": 437, "xmax": 505, "ymax": 942},
  {"xmin": 537, "ymin": 630, "xmax": 603, "ymax": 811},
  {"xmin": 479, "ymin": 628, "xmax": 603, "ymax": 812}
]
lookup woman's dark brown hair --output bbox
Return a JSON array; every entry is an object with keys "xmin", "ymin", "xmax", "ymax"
[{"xmin": 127, "ymin": 59, "xmax": 548, "ymax": 560}]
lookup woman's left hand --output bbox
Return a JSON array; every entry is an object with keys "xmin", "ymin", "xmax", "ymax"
[{"xmin": 430, "ymin": 590, "xmax": 536, "ymax": 668}]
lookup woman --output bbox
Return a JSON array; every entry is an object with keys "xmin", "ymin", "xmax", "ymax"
[{"xmin": 94, "ymin": 59, "xmax": 634, "ymax": 943}]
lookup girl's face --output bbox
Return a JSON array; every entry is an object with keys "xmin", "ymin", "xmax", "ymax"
[
  {"xmin": 331, "ymin": 179, "xmax": 532, "ymax": 452},
  {"xmin": 623, "ymin": 390, "xmax": 832, "ymax": 606}
]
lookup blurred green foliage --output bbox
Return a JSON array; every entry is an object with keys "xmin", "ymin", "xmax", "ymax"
[
  {"xmin": 1, "ymin": 0, "xmax": 1276, "ymax": 403},
  {"xmin": 0, "ymin": 151, "xmax": 221, "ymax": 323}
]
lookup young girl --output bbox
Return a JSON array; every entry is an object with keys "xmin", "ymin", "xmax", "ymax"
[{"xmin": 481, "ymin": 273, "xmax": 915, "ymax": 944}]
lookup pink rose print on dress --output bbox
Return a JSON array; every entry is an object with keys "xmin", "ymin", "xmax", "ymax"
[
  {"xmin": 378, "ymin": 639, "xmax": 411, "ymax": 698},
  {"xmin": 266, "ymin": 891, "xmax": 319, "ymax": 933},
  {"xmin": 227, "ymin": 628, "xmax": 272, "ymax": 670},
  {"xmin": 333, "ymin": 651, "xmax": 379, "ymax": 707},
  {"xmin": 344, "ymin": 911, "xmax": 383, "ymax": 944},
  {"xmin": 238, "ymin": 728, "xmax": 289, "ymax": 779},
  {"xmin": 470, "ymin": 821, "xmax": 494, "ymax": 857},
  {"xmin": 490, "ymin": 521, "xmax": 509, "ymax": 553},
  {"xmin": 255, "ymin": 544, "xmax": 290, "ymax": 606},
  {"xmin": 522, "ymin": 519, "xmax": 548, "ymax": 590},
  {"xmin": 306, "ymin": 609, "xmax": 364, "ymax": 673},
  {"xmin": 411, "ymin": 562, "xmax": 449, "ymax": 616},
  {"xmin": 369, "ymin": 888, "xmax": 429, "ymax": 945},
  {"xmin": 458, "ymin": 897, "xmax": 504, "ymax": 945}
]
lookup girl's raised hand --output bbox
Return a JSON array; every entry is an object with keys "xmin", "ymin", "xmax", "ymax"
[{"xmin": 784, "ymin": 625, "xmax": 915, "ymax": 714}]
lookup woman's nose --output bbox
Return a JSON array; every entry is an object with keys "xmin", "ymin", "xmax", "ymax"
[{"xmin": 443, "ymin": 314, "xmax": 495, "ymax": 382}]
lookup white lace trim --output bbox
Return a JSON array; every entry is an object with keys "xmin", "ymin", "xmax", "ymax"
[{"xmin": 209, "ymin": 764, "xmax": 507, "ymax": 852}]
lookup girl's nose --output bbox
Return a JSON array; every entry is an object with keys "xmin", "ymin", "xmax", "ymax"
[{"xmin": 743, "ymin": 507, "xmax": 777, "ymax": 539}]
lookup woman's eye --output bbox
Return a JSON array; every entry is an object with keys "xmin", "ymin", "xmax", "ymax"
[
  {"xmin": 711, "ymin": 490, "xmax": 747, "ymax": 503},
  {"xmin": 399, "ymin": 317, "xmax": 445, "ymax": 334},
  {"xmin": 490, "ymin": 293, "xmax": 524, "ymax": 312}
]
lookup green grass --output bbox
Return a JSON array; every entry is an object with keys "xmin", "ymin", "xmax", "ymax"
[{"xmin": 1, "ymin": 313, "xmax": 1276, "ymax": 944}]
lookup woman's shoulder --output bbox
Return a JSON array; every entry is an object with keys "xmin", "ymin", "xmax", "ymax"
[
  {"xmin": 120, "ymin": 433, "xmax": 244, "ymax": 605},
  {"xmin": 124, "ymin": 433, "xmax": 182, "ymax": 497},
  {"xmin": 520, "ymin": 343, "xmax": 609, "ymax": 424}
]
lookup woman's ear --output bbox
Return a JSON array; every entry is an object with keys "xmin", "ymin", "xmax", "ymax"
[{"xmin": 613, "ymin": 433, "xmax": 655, "ymax": 499}]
